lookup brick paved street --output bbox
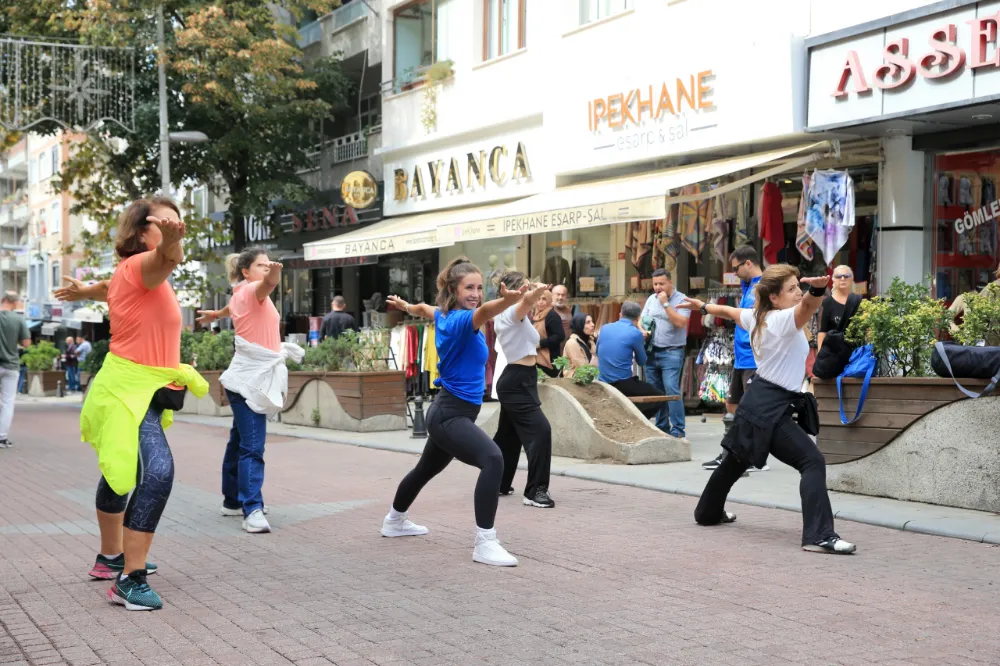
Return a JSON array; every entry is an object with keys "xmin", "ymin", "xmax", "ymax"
[{"xmin": 1, "ymin": 404, "xmax": 998, "ymax": 666}]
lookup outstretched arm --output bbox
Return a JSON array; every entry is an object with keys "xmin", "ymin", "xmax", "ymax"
[
  {"xmin": 473, "ymin": 283, "xmax": 526, "ymax": 330},
  {"xmin": 54, "ymin": 277, "xmax": 110, "ymax": 303},
  {"xmin": 196, "ymin": 305, "xmax": 230, "ymax": 325},
  {"xmin": 387, "ymin": 295, "xmax": 436, "ymax": 320},
  {"xmin": 675, "ymin": 297, "xmax": 748, "ymax": 330},
  {"xmin": 794, "ymin": 276, "xmax": 829, "ymax": 330}
]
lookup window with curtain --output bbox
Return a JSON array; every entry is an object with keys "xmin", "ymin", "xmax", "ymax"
[
  {"xmin": 484, "ymin": 0, "xmax": 526, "ymax": 60},
  {"xmin": 579, "ymin": 0, "xmax": 628, "ymax": 25}
]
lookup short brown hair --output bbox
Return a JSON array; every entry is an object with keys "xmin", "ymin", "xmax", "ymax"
[{"xmin": 115, "ymin": 196, "xmax": 180, "ymax": 259}]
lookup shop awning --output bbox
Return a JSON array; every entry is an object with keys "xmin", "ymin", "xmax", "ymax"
[
  {"xmin": 303, "ymin": 202, "xmax": 516, "ymax": 261},
  {"xmin": 437, "ymin": 142, "xmax": 831, "ymax": 242}
]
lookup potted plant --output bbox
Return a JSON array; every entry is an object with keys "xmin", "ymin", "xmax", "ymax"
[
  {"xmin": 421, "ymin": 60, "xmax": 454, "ymax": 133},
  {"xmin": 812, "ymin": 277, "xmax": 969, "ymax": 465},
  {"xmin": 282, "ymin": 330, "xmax": 406, "ymax": 432},
  {"xmin": 23, "ymin": 341, "xmax": 64, "ymax": 397}
]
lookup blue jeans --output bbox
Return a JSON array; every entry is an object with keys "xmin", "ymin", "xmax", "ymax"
[
  {"xmin": 222, "ymin": 389, "xmax": 267, "ymax": 516},
  {"xmin": 645, "ymin": 347, "xmax": 686, "ymax": 438},
  {"xmin": 65, "ymin": 366, "xmax": 80, "ymax": 391}
]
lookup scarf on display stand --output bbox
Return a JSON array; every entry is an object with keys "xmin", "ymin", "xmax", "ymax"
[{"xmin": 805, "ymin": 169, "xmax": 856, "ymax": 264}]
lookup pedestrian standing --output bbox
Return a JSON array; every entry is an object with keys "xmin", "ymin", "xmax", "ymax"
[
  {"xmin": 80, "ymin": 197, "xmax": 210, "ymax": 610},
  {"xmin": 703, "ymin": 246, "xmax": 766, "ymax": 472},
  {"xmin": 640, "ymin": 268, "xmax": 689, "ymax": 438},
  {"xmin": 381, "ymin": 257, "xmax": 527, "ymax": 567},
  {"xmin": 76, "ymin": 336, "xmax": 93, "ymax": 364},
  {"xmin": 204, "ymin": 249, "xmax": 304, "ymax": 533},
  {"xmin": 320, "ymin": 295, "xmax": 358, "ymax": 340},
  {"xmin": 492, "ymin": 272, "xmax": 555, "ymax": 508},
  {"xmin": 63, "ymin": 336, "xmax": 80, "ymax": 392},
  {"xmin": 677, "ymin": 265, "xmax": 857, "ymax": 554},
  {"xmin": 0, "ymin": 292, "xmax": 30, "ymax": 448},
  {"xmin": 532, "ymin": 290, "xmax": 565, "ymax": 378}
]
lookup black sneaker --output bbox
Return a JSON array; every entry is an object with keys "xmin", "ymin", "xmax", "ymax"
[
  {"xmin": 803, "ymin": 537, "xmax": 856, "ymax": 554},
  {"xmin": 702, "ymin": 453, "xmax": 723, "ymax": 470},
  {"xmin": 523, "ymin": 487, "xmax": 555, "ymax": 508},
  {"xmin": 0, "ymin": 439, "xmax": 10, "ymax": 449},
  {"xmin": 720, "ymin": 511, "xmax": 737, "ymax": 523},
  {"xmin": 499, "ymin": 487, "xmax": 515, "ymax": 497}
]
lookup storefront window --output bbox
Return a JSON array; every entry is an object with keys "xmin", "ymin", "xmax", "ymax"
[
  {"xmin": 932, "ymin": 151, "xmax": 1000, "ymax": 305},
  {"xmin": 530, "ymin": 227, "xmax": 611, "ymax": 298}
]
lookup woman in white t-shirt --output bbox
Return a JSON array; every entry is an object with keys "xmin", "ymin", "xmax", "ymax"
[
  {"xmin": 492, "ymin": 272, "xmax": 555, "ymax": 509},
  {"xmin": 677, "ymin": 264, "xmax": 856, "ymax": 555}
]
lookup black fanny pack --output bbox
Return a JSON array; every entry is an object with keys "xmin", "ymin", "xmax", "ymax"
[{"xmin": 151, "ymin": 386, "xmax": 187, "ymax": 411}]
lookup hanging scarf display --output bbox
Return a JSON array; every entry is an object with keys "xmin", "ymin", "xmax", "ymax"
[
  {"xmin": 679, "ymin": 184, "xmax": 711, "ymax": 260},
  {"xmin": 759, "ymin": 181, "xmax": 784, "ymax": 266},
  {"xmin": 805, "ymin": 169, "xmax": 856, "ymax": 264},
  {"xmin": 796, "ymin": 173, "xmax": 815, "ymax": 260}
]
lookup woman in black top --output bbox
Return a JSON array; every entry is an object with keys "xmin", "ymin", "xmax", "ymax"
[
  {"xmin": 532, "ymin": 290, "xmax": 566, "ymax": 378},
  {"xmin": 817, "ymin": 265, "xmax": 856, "ymax": 352}
]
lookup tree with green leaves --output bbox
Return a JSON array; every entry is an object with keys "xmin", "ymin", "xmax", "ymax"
[{"xmin": 1, "ymin": 0, "xmax": 352, "ymax": 298}]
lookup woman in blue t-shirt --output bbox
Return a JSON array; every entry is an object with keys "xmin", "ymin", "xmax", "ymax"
[{"xmin": 382, "ymin": 257, "xmax": 526, "ymax": 567}]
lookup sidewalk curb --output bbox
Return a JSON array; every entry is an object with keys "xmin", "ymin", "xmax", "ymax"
[{"xmin": 172, "ymin": 413, "xmax": 1000, "ymax": 547}]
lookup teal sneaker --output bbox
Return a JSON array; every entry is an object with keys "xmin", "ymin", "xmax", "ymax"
[
  {"xmin": 107, "ymin": 571, "xmax": 163, "ymax": 611},
  {"xmin": 89, "ymin": 553, "xmax": 158, "ymax": 580}
]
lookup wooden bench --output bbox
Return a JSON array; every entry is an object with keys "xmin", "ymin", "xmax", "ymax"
[
  {"xmin": 811, "ymin": 377, "xmax": 990, "ymax": 464},
  {"xmin": 626, "ymin": 395, "xmax": 680, "ymax": 404}
]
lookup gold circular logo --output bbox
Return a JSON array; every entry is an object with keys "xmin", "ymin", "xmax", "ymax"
[{"xmin": 341, "ymin": 171, "xmax": 378, "ymax": 209}]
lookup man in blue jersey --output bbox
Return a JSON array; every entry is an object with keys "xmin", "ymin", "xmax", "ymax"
[{"xmin": 702, "ymin": 246, "xmax": 768, "ymax": 471}]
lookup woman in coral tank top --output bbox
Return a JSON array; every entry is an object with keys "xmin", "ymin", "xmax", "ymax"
[
  {"xmin": 71, "ymin": 197, "xmax": 209, "ymax": 612},
  {"xmin": 199, "ymin": 248, "xmax": 304, "ymax": 534}
]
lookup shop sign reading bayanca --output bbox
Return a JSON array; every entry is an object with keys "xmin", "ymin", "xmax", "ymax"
[{"xmin": 393, "ymin": 142, "xmax": 532, "ymax": 203}]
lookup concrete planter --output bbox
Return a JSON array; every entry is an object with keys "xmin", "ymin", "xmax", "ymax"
[
  {"xmin": 80, "ymin": 371, "xmax": 92, "ymax": 391},
  {"xmin": 814, "ymin": 377, "xmax": 1000, "ymax": 512},
  {"xmin": 27, "ymin": 370, "xmax": 64, "ymax": 397},
  {"xmin": 481, "ymin": 381, "xmax": 690, "ymax": 464},
  {"xmin": 178, "ymin": 369, "xmax": 232, "ymax": 417},
  {"xmin": 281, "ymin": 371, "xmax": 407, "ymax": 432}
]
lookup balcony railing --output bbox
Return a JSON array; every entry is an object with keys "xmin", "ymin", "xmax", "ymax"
[
  {"xmin": 300, "ymin": 131, "xmax": 368, "ymax": 173},
  {"xmin": 297, "ymin": 1, "xmax": 371, "ymax": 48}
]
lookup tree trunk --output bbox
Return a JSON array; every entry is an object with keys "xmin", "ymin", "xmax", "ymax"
[{"xmin": 230, "ymin": 208, "xmax": 247, "ymax": 251}]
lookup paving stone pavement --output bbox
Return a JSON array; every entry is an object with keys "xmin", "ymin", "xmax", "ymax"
[{"xmin": 1, "ymin": 404, "xmax": 999, "ymax": 666}]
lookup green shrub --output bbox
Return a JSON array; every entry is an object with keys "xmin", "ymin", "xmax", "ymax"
[
  {"xmin": 180, "ymin": 329, "xmax": 199, "ymax": 365},
  {"xmin": 80, "ymin": 339, "xmax": 110, "ymax": 374},
  {"xmin": 572, "ymin": 365, "xmax": 600, "ymax": 386},
  {"xmin": 846, "ymin": 277, "xmax": 951, "ymax": 377},
  {"xmin": 23, "ymin": 341, "xmax": 62, "ymax": 372},
  {"xmin": 192, "ymin": 330, "xmax": 235, "ymax": 371},
  {"xmin": 296, "ymin": 330, "xmax": 390, "ymax": 372},
  {"xmin": 953, "ymin": 282, "xmax": 1000, "ymax": 347}
]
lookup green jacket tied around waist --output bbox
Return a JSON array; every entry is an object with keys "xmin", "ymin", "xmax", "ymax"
[{"xmin": 80, "ymin": 352, "xmax": 209, "ymax": 495}]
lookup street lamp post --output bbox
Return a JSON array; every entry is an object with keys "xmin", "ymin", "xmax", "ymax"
[{"xmin": 157, "ymin": 5, "xmax": 210, "ymax": 194}]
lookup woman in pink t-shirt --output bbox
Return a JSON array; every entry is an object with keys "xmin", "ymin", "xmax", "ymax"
[{"xmin": 202, "ymin": 247, "xmax": 286, "ymax": 534}]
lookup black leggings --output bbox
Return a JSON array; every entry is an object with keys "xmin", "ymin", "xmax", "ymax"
[
  {"xmin": 494, "ymin": 364, "xmax": 552, "ymax": 497},
  {"xmin": 95, "ymin": 404, "xmax": 175, "ymax": 534},
  {"xmin": 392, "ymin": 389, "xmax": 504, "ymax": 529},
  {"xmin": 694, "ymin": 415, "xmax": 838, "ymax": 546}
]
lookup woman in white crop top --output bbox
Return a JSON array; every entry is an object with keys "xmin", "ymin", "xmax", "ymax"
[
  {"xmin": 677, "ymin": 264, "xmax": 856, "ymax": 556},
  {"xmin": 492, "ymin": 272, "xmax": 556, "ymax": 509}
]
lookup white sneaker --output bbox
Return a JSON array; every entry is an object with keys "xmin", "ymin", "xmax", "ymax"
[
  {"xmin": 380, "ymin": 513, "xmax": 429, "ymax": 537},
  {"xmin": 221, "ymin": 504, "xmax": 268, "ymax": 516},
  {"xmin": 242, "ymin": 509, "xmax": 271, "ymax": 533},
  {"xmin": 746, "ymin": 465, "xmax": 770, "ymax": 473},
  {"xmin": 473, "ymin": 528, "xmax": 518, "ymax": 567}
]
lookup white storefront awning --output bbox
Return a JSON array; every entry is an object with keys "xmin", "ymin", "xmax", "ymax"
[
  {"xmin": 303, "ymin": 201, "xmax": 523, "ymax": 261},
  {"xmin": 437, "ymin": 142, "xmax": 830, "ymax": 242}
]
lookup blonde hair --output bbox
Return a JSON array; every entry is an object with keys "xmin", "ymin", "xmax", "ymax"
[
  {"xmin": 750, "ymin": 264, "xmax": 801, "ymax": 355},
  {"xmin": 227, "ymin": 247, "xmax": 267, "ymax": 283},
  {"xmin": 224, "ymin": 253, "xmax": 240, "ymax": 283}
]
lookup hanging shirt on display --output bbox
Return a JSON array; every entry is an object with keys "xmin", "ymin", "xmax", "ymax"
[
  {"xmin": 758, "ymin": 182, "xmax": 784, "ymax": 266},
  {"xmin": 805, "ymin": 169, "xmax": 855, "ymax": 265}
]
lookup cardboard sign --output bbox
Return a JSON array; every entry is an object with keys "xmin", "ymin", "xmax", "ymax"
[
  {"xmin": 723, "ymin": 272, "xmax": 740, "ymax": 286},
  {"xmin": 579, "ymin": 277, "xmax": 596, "ymax": 292}
]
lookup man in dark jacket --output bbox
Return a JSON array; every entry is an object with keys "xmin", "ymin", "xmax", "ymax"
[{"xmin": 320, "ymin": 295, "xmax": 358, "ymax": 340}]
